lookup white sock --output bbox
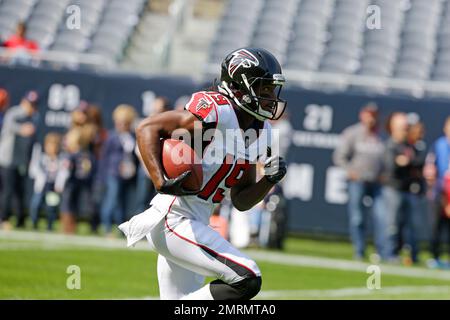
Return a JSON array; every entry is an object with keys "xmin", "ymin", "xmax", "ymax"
[{"xmin": 180, "ymin": 284, "xmax": 214, "ymax": 300}]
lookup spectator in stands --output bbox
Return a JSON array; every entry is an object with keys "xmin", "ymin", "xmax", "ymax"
[
  {"xmin": 2, "ymin": 22, "xmax": 39, "ymax": 66},
  {"xmin": 56, "ymin": 128, "xmax": 96, "ymax": 234},
  {"xmin": 0, "ymin": 90, "xmax": 40, "ymax": 230},
  {"xmin": 99, "ymin": 104, "xmax": 138, "ymax": 237},
  {"xmin": 423, "ymin": 117, "xmax": 450, "ymax": 269},
  {"xmin": 333, "ymin": 103, "xmax": 386, "ymax": 261},
  {"xmin": 135, "ymin": 97, "xmax": 170, "ymax": 213},
  {"xmin": 29, "ymin": 132, "xmax": 63, "ymax": 231},
  {"xmin": 382, "ymin": 112, "xmax": 425, "ymax": 264}
]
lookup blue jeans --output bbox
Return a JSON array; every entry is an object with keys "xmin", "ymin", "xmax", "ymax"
[
  {"xmin": 347, "ymin": 181, "xmax": 387, "ymax": 259},
  {"xmin": 100, "ymin": 175, "xmax": 135, "ymax": 233},
  {"xmin": 29, "ymin": 187, "xmax": 59, "ymax": 231},
  {"xmin": 383, "ymin": 186, "xmax": 422, "ymax": 262},
  {"xmin": 0, "ymin": 167, "xmax": 27, "ymax": 226}
]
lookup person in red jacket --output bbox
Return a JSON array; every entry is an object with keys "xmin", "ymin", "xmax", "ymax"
[
  {"xmin": 2, "ymin": 22, "xmax": 39, "ymax": 52},
  {"xmin": 2, "ymin": 22, "xmax": 39, "ymax": 66}
]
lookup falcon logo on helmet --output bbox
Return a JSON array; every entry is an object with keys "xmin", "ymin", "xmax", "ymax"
[
  {"xmin": 219, "ymin": 47, "xmax": 288, "ymax": 121},
  {"xmin": 228, "ymin": 49, "xmax": 259, "ymax": 77}
]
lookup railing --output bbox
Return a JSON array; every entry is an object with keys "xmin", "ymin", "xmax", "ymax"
[
  {"xmin": 0, "ymin": 48, "xmax": 117, "ymax": 71},
  {"xmin": 283, "ymin": 69, "xmax": 450, "ymax": 98}
]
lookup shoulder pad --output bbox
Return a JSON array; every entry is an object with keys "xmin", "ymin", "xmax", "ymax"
[{"xmin": 185, "ymin": 92, "xmax": 216, "ymax": 121}]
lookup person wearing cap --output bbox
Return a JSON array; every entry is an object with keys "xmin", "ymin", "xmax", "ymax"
[
  {"xmin": 0, "ymin": 90, "xmax": 40, "ymax": 229},
  {"xmin": 381, "ymin": 112, "xmax": 427, "ymax": 265},
  {"xmin": 333, "ymin": 103, "xmax": 387, "ymax": 261}
]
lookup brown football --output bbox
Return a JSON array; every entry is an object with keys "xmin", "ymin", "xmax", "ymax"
[{"xmin": 161, "ymin": 139, "xmax": 203, "ymax": 191}]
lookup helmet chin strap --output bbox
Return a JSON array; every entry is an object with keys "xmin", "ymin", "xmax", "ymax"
[{"xmin": 219, "ymin": 81, "xmax": 269, "ymax": 121}]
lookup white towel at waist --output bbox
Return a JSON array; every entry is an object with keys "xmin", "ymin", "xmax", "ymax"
[{"xmin": 118, "ymin": 205, "xmax": 166, "ymax": 247}]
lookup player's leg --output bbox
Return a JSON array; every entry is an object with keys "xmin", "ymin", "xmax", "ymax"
[
  {"xmin": 157, "ymin": 254, "xmax": 204, "ymax": 300},
  {"xmin": 149, "ymin": 213, "xmax": 262, "ymax": 300}
]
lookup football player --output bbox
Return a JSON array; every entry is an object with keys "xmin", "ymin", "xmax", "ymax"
[{"xmin": 120, "ymin": 47, "xmax": 288, "ymax": 300}]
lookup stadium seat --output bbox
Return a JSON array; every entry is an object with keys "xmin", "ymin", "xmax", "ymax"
[
  {"xmin": 207, "ymin": 0, "xmax": 264, "ymax": 65},
  {"xmin": 1, "ymin": 0, "xmax": 449, "ymax": 98},
  {"xmin": 284, "ymin": 0, "xmax": 333, "ymax": 72}
]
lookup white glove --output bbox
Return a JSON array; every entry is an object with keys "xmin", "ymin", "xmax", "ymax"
[{"xmin": 264, "ymin": 155, "xmax": 287, "ymax": 184}]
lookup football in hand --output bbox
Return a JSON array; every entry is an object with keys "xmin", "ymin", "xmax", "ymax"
[{"xmin": 161, "ymin": 139, "xmax": 203, "ymax": 191}]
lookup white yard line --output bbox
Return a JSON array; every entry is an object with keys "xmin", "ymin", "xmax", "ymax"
[
  {"xmin": 244, "ymin": 250, "xmax": 450, "ymax": 281},
  {"xmin": 0, "ymin": 230, "xmax": 142, "ymax": 250},
  {"xmin": 121, "ymin": 286, "xmax": 450, "ymax": 300},
  {"xmin": 256, "ymin": 286, "xmax": 450, "ymax": 299},
  {"xmin": 1, "ymin": 230, "xmax": 450, "ymax": 281}
]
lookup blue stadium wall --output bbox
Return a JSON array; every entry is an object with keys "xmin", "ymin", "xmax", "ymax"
[{"xmin": 1, "ymin": 66, "xmax": 450, "ymax": 238}]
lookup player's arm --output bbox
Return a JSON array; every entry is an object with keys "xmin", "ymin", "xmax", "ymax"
[
  {"xmin": 135, "ymin": 109, "xmax": 200, "ymax": 194},
  {"xmin": 230, "ymin": 156, "xmax": 287, "ymax": 211},
  {"xmin": 230, "ymin": 164, "xmax": 273, "ymax": 211}
]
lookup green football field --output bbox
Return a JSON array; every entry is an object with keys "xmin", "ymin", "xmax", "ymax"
[{"xmin": 0, "ymin": 230, "xmax": 449, "ymax": 300}]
